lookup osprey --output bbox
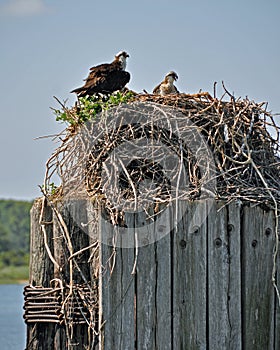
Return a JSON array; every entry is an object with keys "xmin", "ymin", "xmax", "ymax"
[
  {"xmin": 71, "ymin": 51, "xmax": 130, "ymax": 97},
  {"xmin": 153, "ymin": 71, "xmax": 179, "ymax": 96}
]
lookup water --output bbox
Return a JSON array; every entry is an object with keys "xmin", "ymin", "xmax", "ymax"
[{"xmin": 0, "ymin": 284, "xmax": 26, "ymax": 350}]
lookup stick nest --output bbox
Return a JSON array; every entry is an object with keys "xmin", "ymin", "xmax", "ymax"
[{"xmin": 45, "ymin": 90, "xmax": 280, "ymax": 211}]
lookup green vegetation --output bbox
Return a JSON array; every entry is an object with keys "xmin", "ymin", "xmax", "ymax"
[
  {"xmin": 0, "ymin": 199, "xmax": 32, "ymax": 283},
  {"xmin": 0, "ymin": 265, "xmax": 29, "ymax": 284},
  {"xmin": 41, "ymin": 182, "xmax": 58, "ymax": 196},
  {"xmin": 54, "ymin": 90, "xmax": 135, "ymax": 125}
]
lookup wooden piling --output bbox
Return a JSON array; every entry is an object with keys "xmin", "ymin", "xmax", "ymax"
[{"xmin": 25, "ymin": 198, "xmax": 280, "ymax": 349}]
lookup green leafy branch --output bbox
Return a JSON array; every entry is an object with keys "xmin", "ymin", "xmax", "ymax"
[
  {"xmin": 41, "ymin": 182, "xmax": 58, "ymax": 196},
  {"xmin": 53, "ymin": 90, "xmax": 135, "ymax": 126}
]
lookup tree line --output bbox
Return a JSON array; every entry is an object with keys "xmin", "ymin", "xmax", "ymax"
[{"xmin": 0, "ymin": 199, "xmax": 32, "ymax": 268}]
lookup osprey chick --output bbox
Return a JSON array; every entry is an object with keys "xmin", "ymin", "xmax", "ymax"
[
  {"xmin": 153, "ymin": 71, "xmax": 179, "ymax": 96},
  {"xmin": 71, "ymin": 51, "xmax": 130, "ymax": 97}
]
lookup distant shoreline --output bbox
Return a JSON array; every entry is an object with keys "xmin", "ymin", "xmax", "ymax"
[
  {"xmin": 0, "ymin": 265, "xmax": 29, "ymax": 285},
  {"xmin": 0, "ymin": 279, "xmax": 28, "ymax": 285}
]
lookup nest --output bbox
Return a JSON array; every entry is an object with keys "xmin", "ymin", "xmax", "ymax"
[
  {"xmin": 136, "ymin": 93, "xmax": 280, "ymax": 206},
  {"xmin": 45, "ymin": 90, "xmax": 280, "ymax": 214}
]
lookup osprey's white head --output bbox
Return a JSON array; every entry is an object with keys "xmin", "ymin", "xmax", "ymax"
[
  {"xmin": 165, "ymin": 71, "xmax": 178, "ymax": 83},
  {"xmin": 115, "ymin": 51, "xmax": 129, "ymax": 70}
]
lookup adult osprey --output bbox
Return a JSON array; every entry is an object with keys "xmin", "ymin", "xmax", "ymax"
[
  {"xmin": 71, "ymin": 51, "xmax": 130, "ymax": 97},
  {"xmin": 153, "ymin": 71, "xmax": 179, "ymax": 96}
]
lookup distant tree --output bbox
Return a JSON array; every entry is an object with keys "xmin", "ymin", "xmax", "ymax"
[
  {"xmin": 0, "ymin": 222, "xmax": 10, "ymax": 252},
  {"xmin": 0, "ymin": 199, "xmax": 33, "ymax": 253}
]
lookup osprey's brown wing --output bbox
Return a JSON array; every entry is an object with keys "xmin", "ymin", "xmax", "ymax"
[
  {"xmin": 152, "ymin": 82, "xmax": 162, "ymax": 94},
  {"xmin": 71, "ymin": 61, "xmax": 130, "ymax": 97}
]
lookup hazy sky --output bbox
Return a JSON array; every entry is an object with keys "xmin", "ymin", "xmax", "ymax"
[{"xmin": 0, "ymin": 0, "xmax": 279, "ymax": 200}]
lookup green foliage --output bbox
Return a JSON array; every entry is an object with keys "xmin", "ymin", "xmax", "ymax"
[
  {"xmin": 41, "ymin": 182, "xmax": 58, "ymax": 196},
  {"xmin": 0, "ymin": 265, "xmax": 29, "ymax": 284},
  {"xmin": 0, "ymin": 199, "xmax": 31, "ymax": 282},
  {"xmin": 0, "ymin": 199, "xmax": 32, "ymax": 253},
  {"xmin": 55, "ymin": 90, "xmax": 135, "ymax": 126},
  {"xmin": 0, "ymin": 250, "xmax": 29, "ymax": 268},
  {"xmin": 0, "ymin": 223, "xmax": 10, "ymax": 251}
]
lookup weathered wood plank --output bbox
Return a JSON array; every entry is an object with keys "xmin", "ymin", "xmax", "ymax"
[
  {"xmin": 52, "ymin": 202, "xmax": 70, "ymax": 283},
  {"xmin": 26, "ymin": 324, "xmax": 57, "ymax": 350},
  {"xmin": 54, "ymin": 326, "xmax": 67, "ymax": 350},
  {"xmin": 275, "ymin": 231, "xmax": 280, "ymax": 350},
  {"xmin": 99, "ymin": 216, "xmax": 117, "ymax": 350},
  {"xmin": 262, "ymin": 207, "xmax": 277, "ymax": 350},
  {"xmin": 119, "ymin": 247, "xmax": 135, "ymax": 349},
  {"xmin": 29, "ymin": 197, "xmax": 54, "ymax": 286},
  {"xmin": 136, "ymin": 207, "xmax": 172, "ymax": 350},
  {"xmin": 86, "ymin": 200, "xmax": 101, "ymax": 348},
  {"xmin": 242, "ymin": 205, "xmax": 276, "ymax": 349},
  {"xmin": 136, "ymin": 211, "xmax": 157, "ymax": 350},
  {"xmin": 52, "ymin": 199, "xmax": 92, "ymax": 349},
  {"xmin": 52, "ymin": 199, "xmax": 90, "ymax": 282},
  {"xmin": 27, "ymin": 198, "xmax": 56, "ymax": 350},
  {"xmin": 64, "ymin": 199, "xmax": 90, "ymax": 284},
  {"xmin": 99, "ymin": 214, "xmax": 135, "ymax": 350},
  {"xmin": 208, "ymin": 201, "xmax": 229, "ymax": 349},
  {"xmin": 227, "ymin": 201, "xmax": 242, "ymax": 349},
  {"xmin": 87, "ymin": 199, "xmax": 100, "ymax": 281},
  {"xmin": 173, "ymin": 200, "xmax": 207, "ymax": 349},
  {"xmin": 118, "ymin": 212, "xmax": 136, "ymax": 350},
  {"xmin": 51, "ymin": 202, "xmax": 69, "ymax": 350},
  {"xmin": 154, "ymin": 206, "xmax": 172, "ymax": 350},
  {"xmin": 208, "ymin": 201, "xmax": 242, "ymax": 349}
]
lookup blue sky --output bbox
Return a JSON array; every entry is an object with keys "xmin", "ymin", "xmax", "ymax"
[{"xmin": 0, "ymin": 0, "xmax": 279, "ymax": 200}]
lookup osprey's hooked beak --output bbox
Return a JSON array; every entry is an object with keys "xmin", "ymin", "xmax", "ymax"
[
  {"xmin": 166, "ymin": 71, "xmax": 178, "ymax": 81},
  {"xmin": 115, "ymin": 51, "xmax": 129, "ymax": 59}
]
